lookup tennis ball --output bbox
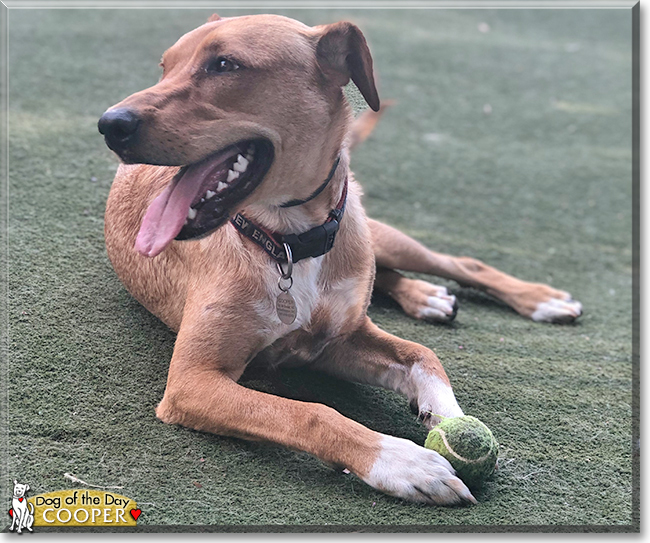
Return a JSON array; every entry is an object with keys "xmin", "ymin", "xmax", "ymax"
[{"xmin": 424, "ymin": 415, "xmax": 498, "ymax": 489}]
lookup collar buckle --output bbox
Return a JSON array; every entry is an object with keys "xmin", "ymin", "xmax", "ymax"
[
  {"xmin": 230, "ymin": 158, "xmax": 348, "ymax": 264},
  {"xmin": 328, "ymin": 206, "xmax": 343, "ymax": 223},
  {"xmin": 281, "ymin": 218, "xmax": 340, "ymax": 264}
]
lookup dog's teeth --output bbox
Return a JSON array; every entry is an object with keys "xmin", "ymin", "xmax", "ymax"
[
  {"xmin": 227, "ymin": 170, "xmax": 240, "ymax": 182},
  {"xmin": 247, "ymin": 145, "xmax": 255, "ymax": 155},
  {"xmin": 233, "ymin": 154, "xmax": 248, "ymax": 172},
  {"xmin": 187, "ymin": 207, "xmax": 197, "ymax": 220},
  {"xmin": 200, "ymin": 198, "xmax": 205, "ymax": 203},
  {"xmin": 205, "ymin": 190, "xmax": 216, "ymax": 199},
  {"xmin": 245, "ymin": 153, "xmax": 253, "ymax": 162},
  {"xmin": 217, "ymin": 181, "xmax": 228, "ymax": 192}
]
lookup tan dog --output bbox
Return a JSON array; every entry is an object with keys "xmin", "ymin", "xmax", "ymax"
[{"xmin": 99, "ymin": 13, "xmax": 581, "ymax": 506}]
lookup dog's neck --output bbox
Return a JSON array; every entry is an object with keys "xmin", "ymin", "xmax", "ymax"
[{"xmin": 240, "ymin": 148, "xmax": 350, "ymax": 236}]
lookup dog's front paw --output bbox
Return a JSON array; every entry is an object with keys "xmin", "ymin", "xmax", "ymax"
[
  {"xmin": 363, "ymin": 435, "xmax": 476, "ymax": 506},
  {"xmin": 408, "ymin": 363, "xmax": 464, "ymax": 430},
  {"xmin": 409, "ymin": 400, "xmax": 451, "ymax": 430}
]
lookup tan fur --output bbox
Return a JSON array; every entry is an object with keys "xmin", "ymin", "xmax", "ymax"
[
  {"xmin": 369, "ymin": 220, "xmax": 580, "ymax": 321},
  {"xmin": 103, "ymin": 14, "xmax": 435, "ymax": 492},
  {"xmin": 102, "ymin": 13, "xmax": 578, "ymax": 504}
]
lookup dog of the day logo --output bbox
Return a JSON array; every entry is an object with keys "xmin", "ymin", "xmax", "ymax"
[{"xmin": 8, "ymin": 480, "xmax": 140, "ymax": 531}]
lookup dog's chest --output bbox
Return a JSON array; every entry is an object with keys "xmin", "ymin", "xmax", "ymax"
[
  {"xmin": 253, "ymin": 257, "xmax": 322, "ymax": 331},
  {"xmin": 253, "ymin": 257, "xmax": 364, "ymax": 365},
  {"xmin": 12, "ymin": 497, "xmax": 27, "ymax": 510}
]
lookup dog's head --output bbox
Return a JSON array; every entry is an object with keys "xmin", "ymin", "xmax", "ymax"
[
  {"xmin": 98, "ymin": 13, "xmax": 379, "ymax": 257},
  {"xmin": 12, "ymin": 480, "xmax": 29, "ymax": 498}
]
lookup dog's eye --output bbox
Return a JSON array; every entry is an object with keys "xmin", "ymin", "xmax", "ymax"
[{"xmin": 205, "ymin": 57, "xmax": 240, "ymax": 74}]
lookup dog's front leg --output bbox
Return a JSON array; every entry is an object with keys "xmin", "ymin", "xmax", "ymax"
[
  {"xmin": 315, "ymin": 317, "xmax": 463, "ymax": 429},
  {"xmin": 154, "ymin": 297, "xmax": 472, "ymax": 505},
  {"xmin": 14, "ymin": 512, "xmax": 24, "ymax": 534},
  {"xmin": 310, "ymin": 317, "xmax": 476, "ymax": 504},
  {"xmin": 157, "ymin": 351, "xmax": 379, "ymax": 473}
]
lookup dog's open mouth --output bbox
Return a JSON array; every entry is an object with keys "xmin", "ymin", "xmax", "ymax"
[{"xmin": 134, "ymin": 139, "xmax": 274, "ymax": 257}]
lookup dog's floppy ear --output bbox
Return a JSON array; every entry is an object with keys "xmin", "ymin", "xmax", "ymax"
[
  {"xmin": 207, "ymin": 13, "xmax": 221, "ymax": 23},
  {"xmin": 13, "ymin": 479, "xmax": 17, "ymax": 485},
  {"xmin": 25, "ymin": 484, "xmax": 30, "ymax": 491},
  {"xmin": 315, "ymin": 21, "xmax": 380, "ymax": 112}
]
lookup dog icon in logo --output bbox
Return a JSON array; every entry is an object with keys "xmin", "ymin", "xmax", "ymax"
[{"xmin": 9, "ymin": 480, "xmax": 34, "ymax": 534}]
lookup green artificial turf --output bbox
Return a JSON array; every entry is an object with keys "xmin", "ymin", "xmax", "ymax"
[{"xmin": 4, "ymin": 7, "xmax": 636, "ymax": 531}]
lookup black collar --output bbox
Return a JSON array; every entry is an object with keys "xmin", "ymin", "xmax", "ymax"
[
  {"xmin": 230, "ymin": 163, "xmax": 347, "ymax": 264},
  {"xmin": 279, "ymin": 156, "xmax": 341, "ymax": 208}
]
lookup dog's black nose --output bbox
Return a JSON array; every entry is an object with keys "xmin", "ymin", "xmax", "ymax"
[{"xmin": 98, "ymin": 107, "xmax": 141, "ymax": 149}]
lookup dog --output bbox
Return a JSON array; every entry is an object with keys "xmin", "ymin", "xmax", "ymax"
[
  {"xmin": 10, "ymin": 480, "xmax": 34, "ymax": 534},
  {"xmin": 98, "ymin": 13, "xmax": 582, "ymax": 506}
]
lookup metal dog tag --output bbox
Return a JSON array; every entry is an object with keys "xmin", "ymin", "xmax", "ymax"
[{"xmin": 276, "ymin": 291, "xmax": 297, "ymax": 324}]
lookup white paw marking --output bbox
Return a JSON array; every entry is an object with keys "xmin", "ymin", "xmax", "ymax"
[
  {"xmin": 364, "ymin": 435, "xmax": 476, "ymax": 505},
  {"xmin": 410, "ymin": 364, "xmax": 464, "ymax": 429},
  {"xmin": 417, "ymin": 286, "xmax": 458, "ymax": 322},
  {"xmin": 531, "ymin": 297, "xmax": 583, "ymax": 323}
]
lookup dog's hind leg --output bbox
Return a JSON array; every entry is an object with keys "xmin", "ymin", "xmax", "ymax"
[
  {"xmin": 368, "ymin": 218, "xmax": 582, "ymax": 323},
  {"xmin": 374, "ymin": 267, "xmax": 458, "ymax": 323},
  {"xmin": 26, "ymin": 505, "xmax": 34, "ymax": 532}
]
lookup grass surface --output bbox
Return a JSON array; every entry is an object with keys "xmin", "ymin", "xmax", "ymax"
[{"xmin": 4, "ymin": 7, "xmax": 635, "ymax": 530}]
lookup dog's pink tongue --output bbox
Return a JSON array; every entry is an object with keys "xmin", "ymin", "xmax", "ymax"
[{"xmin": 134, "ymin": 170, "xmax": 198, "ymax": 258}]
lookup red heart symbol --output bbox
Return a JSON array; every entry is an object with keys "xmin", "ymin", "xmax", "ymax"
[
  {"xmin": 130, "ymin": 508, "xmax": 141, "ymax": 521},
  {"xmin": 8, "ymin": 508, "xmax": 13, "ymax": 518},
  {"xmin": 18, "ymin": 498, "xmax": 23, "ymax": 503}
]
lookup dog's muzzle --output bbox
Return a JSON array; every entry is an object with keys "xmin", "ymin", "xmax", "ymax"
[{"xmin": 98, "ymin": 107, "xmax": 142, "ymax": 153}]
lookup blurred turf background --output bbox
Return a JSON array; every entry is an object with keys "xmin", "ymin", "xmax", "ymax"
[{"xmin": 4, "ymin": 6, "xmax": 635, "ymax": 530}]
